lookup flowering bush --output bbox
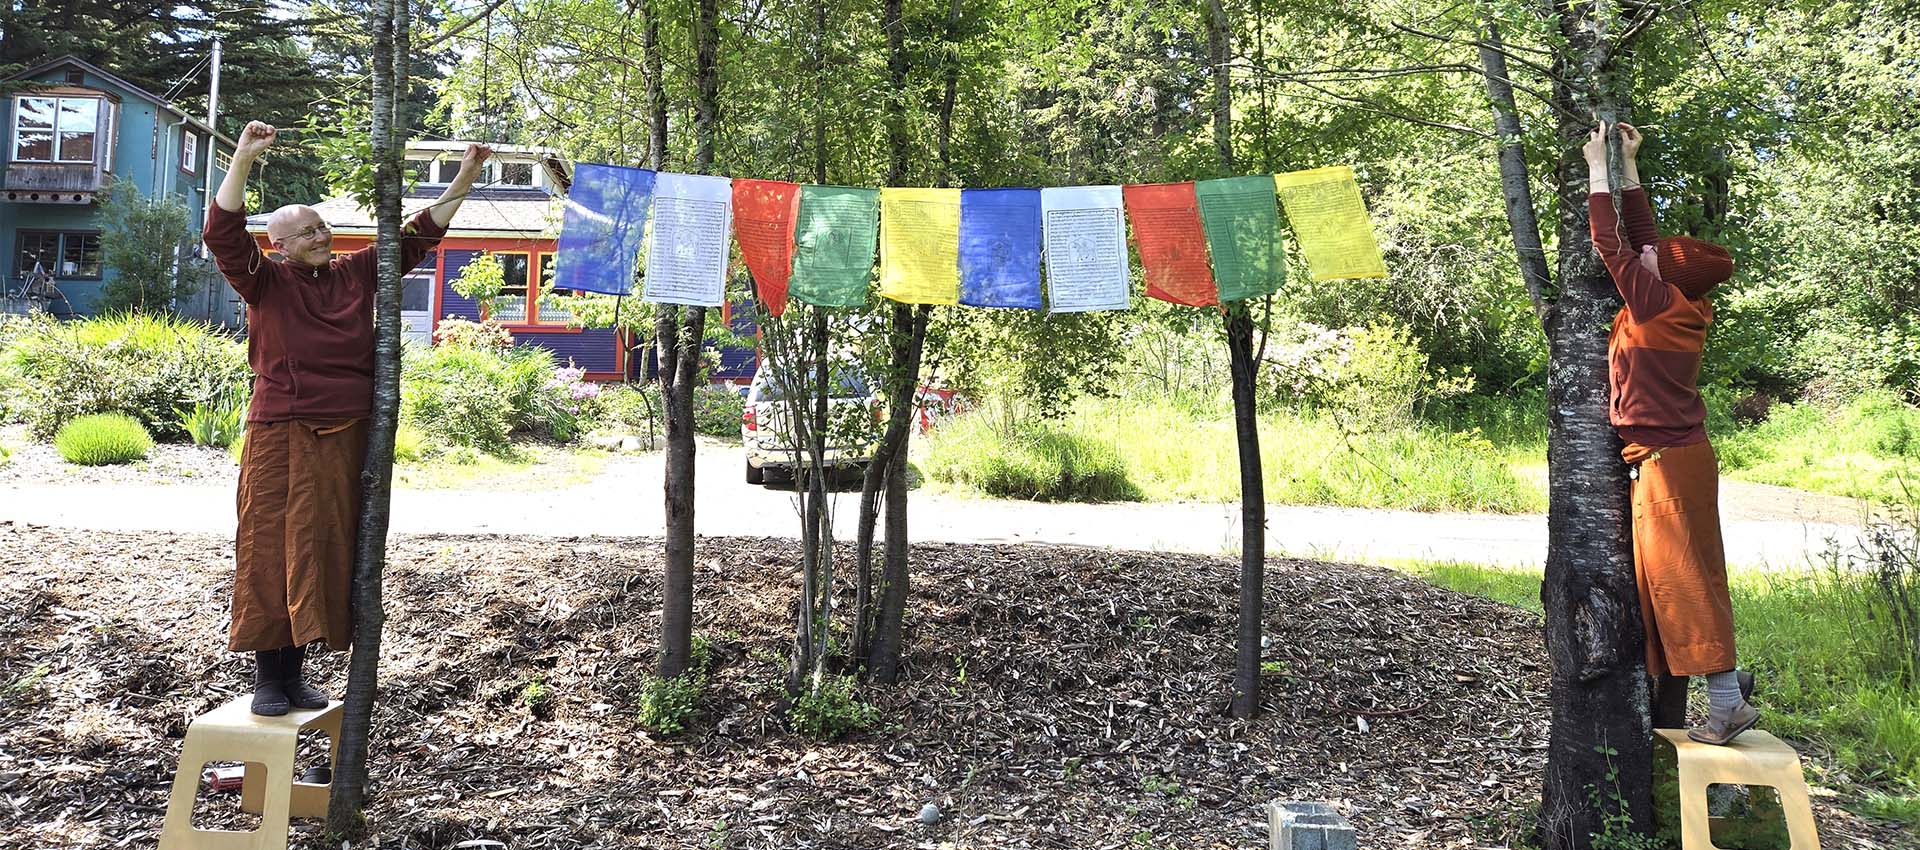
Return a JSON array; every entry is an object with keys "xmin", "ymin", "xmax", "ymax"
[
  {"xmin": 431, "ymin": 316, "xmax": 514, "ymax": 351},
  {"xmin": 535, "ymin": 365, "xmax": 604, "ymax": 442}
]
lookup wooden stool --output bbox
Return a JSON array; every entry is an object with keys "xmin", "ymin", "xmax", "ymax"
[
  {"xmin": 1656, "ymin": 728, "xmax": 1821, "ymax": 850},
  {"xmin": 159, "ymin": 697, "xmax": 342, "ymax": 850}
]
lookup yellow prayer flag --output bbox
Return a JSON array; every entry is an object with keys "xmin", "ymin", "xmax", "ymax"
[
  {"xmin": 1272, "ymin": 166, "xmax": 1388, "ymax": 281},
  {"xmin": 879, "ymin": 187, "xmax": 962, "ymax": 305}
]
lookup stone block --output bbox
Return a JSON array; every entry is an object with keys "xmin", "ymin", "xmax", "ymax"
[{"xmin": 1268, "ymin": 800, "xmax": 1357, "ymax": 850}]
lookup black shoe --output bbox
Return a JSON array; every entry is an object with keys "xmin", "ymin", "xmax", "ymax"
[
  {"xmin": 251, "ymin": 650, "xmax": 290, "ymax": 716},
  {"xmin": 280, "ymin": 643, "xmax": 330, "ymax": 710}
]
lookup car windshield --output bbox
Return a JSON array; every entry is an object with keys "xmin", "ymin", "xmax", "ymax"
[{"xmin": 755, "ymin": 366, "xmax": 870, "ymax": 401}]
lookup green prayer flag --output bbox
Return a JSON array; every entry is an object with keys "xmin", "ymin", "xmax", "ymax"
[
  {"xmin": 790, "ymin": 185, "xmax": 880, "ymax": 308},
  {"xmin": 1195, "ymin": 175, "xmax": 1285, "ymax": 301}
]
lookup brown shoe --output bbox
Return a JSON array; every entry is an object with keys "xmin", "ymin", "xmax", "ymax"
[{"xmin": 1688, "ymin": 700, "xmax": 1760, "ymax": 745}]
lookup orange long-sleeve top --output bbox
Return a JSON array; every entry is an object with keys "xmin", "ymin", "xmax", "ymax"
[
  {"xmin": 1591, "ymin": 187, "xmax": 1710, "ymax": 448},
  {"xmin": 203, "ymin": 204, "xmax": 445, "ymax": 424}
]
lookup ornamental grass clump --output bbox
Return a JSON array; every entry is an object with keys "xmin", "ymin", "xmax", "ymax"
[{"xmin": 55, "ymin": 413, "xmax": 153, "ymax": 465}]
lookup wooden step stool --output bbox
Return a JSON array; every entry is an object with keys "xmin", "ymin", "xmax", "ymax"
[
  {"xmin": 1656, "ymin": 728, "xmax": 1821, "ymax": 850},
  {"xmin": 159, "ymin": 696, "xmax": 343, "ymax": 850}
]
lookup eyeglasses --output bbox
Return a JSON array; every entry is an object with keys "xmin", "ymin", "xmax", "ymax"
[{"xmin": 281, "ymin": 223, "xmax": 332, "ymax": 244}]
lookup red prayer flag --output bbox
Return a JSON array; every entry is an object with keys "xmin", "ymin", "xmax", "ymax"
[
  {"xmin": 1123, "ymin": 182, "xmax": 1218, "ymax": 307},
  {"xmin": 732, "ymin": 179, "xmax": 802, "ymax": 316}
]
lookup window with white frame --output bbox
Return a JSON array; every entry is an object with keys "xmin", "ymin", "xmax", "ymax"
[
  {"xmin": 434, "ymin": 159, "xmax": 462, "ymax": 184},
  {"xmin": 13, "ymin": 96, "xmax": 100, "ymax": 163},
  {"xmin": 215, "ymin": 148, "xmax": 233, "ymax": 173},
  {"xmin": 181, "ymin": 130, "xmax": 198, "ymax": 172}
]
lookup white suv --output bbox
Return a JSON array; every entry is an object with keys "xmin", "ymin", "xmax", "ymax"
[{"xmin": 741, "ymin": 362, "xmax": 878, "ymax": 484}]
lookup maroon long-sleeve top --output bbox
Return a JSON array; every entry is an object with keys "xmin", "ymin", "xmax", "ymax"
[
  {"xmin": 1590, "ymin": 188, "xmax": 1710, "ymax": 448},
  {"xmin": 203, "ymin": 204, "xmax": 446, "ymax": 424}
]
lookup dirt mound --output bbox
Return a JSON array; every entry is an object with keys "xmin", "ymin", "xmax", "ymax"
[{"xmin": 0, "ymin": 523, "xmax": 1892, "ymax": 849}]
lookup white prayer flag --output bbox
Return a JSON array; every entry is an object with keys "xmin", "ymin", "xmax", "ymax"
[
  {"xmin": 643, "ymin": 172, "xmax": 734, "ymax": 307},
  {"xmin": 1040, "ymin": 185, "xmax": 1130, "ymax": 313}
]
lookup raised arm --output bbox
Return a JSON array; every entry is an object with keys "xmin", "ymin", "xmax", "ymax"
[
  {"xmin": 428, "ymin": 144, "xmax": 492, "ymax": 229},
  {"xmin": 203, "ymin": 120, "xmax": 277, "ymax": 304},
  {"xmin": 1585, "ymin": 123, "xmax": 1673, "ymax": 321}
]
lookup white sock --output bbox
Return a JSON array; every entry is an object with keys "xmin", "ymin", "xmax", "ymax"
[{"xmin": 1706, "ymin": 670, "xmax": 1743, "ymax": 711}]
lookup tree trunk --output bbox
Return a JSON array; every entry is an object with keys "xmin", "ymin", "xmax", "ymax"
[
  {"xmin": 1203, "ymin": 0, "xmax": 1235, "ymax": 174},
  {"xmin": 326, "ymin": 0, "xmax": 405, "ymax": 836},
  {"xmin": 1534, "ymin": 6, "xmax": 1654, "ymax": 848},
  {"xmin": 641, "ymin": 0, "xmax": 666, "ymax": 170},
  {"xmin": 1225, "ymin": 302, "xmax": 1264, "ymax": 719},
  {"xmin": 1203, "ymin": 0, "xmax": 1262, "ymax": 721},
  {"xmin": 657, "ymin": 0, "xmax": 721, "ymax": 680},
  {"xmin": 1477, "ymin": 21, "xmax": 1552, "ymax": 327},
  {"xmin": 867, "ymin": 304, "xmax": 930, "ymax": 684}
]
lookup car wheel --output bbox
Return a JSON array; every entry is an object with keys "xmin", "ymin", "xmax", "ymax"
[{"xmin": 746, "ymin": 460, "xmax": 765, "ymax": 485}]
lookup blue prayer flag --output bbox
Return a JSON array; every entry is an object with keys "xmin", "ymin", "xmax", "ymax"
[
  {"xmin": 958, "ymin": 188, "xmax": 1043, "ymax": 309},
  {"xmin": 555, "ymin": 163, "xmax": 656, "ymax": 296}
]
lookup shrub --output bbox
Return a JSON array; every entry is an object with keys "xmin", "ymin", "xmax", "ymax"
[
  {"xmin": 55, "ymin": 413, "xmax": 153, "ymax": 465},
  {"xmin": 401, "ymin": 343, "xmax": 556, "ymax": 454},
  {"xmin": 533, "ymin": 365, "xmax": 603, "ymax": 442},
  {"xmin": 925, "ymin": 414, "xmax": 1140, "ymax": 502},
  {"xmin": 175, "ymin": 390, "xmax": 247, "ymax": 448},
  {"xmin": 393, "ymin": 424, "xmax": 426, "ymax": 462},
  {"xmin": 693, "ymin": 385, "xmax": 745, "ymax": 437},
  {"xmin": 431, "ymin": 316, "xmax": 514, "ymax": 351},
  {"xmin": 596, "ymin": 383, "xmax": 663, "ymax": 439},
  {"xmin": 788, "ymin": 674, "xmax": 877, "ymax": 740},
  {"xmin": 636, "ymin": 673, "xmax": 702, "ymax": 736},
  {"xmin": 1262, "ymin": 319, "xmax": 1472, "ymax": 429},
  {"xmin": 5, "ymin": 313, "xmax": 248, "ymax": 440}
]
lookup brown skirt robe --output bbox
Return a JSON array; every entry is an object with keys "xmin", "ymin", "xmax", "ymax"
[
  {"xmin": 230, "ymin": 419, "xmax": 367, "ymax": 652},
  {"xmin": 1625, "ymin": 440, "xmax": 1738, "ymax": 677}
]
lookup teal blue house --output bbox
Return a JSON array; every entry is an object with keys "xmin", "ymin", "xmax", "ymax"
[{"xmin": 0, "ymin": 55, "xmax": 236, "ymax": 320}]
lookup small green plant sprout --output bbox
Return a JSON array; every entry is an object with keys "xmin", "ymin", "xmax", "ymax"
[
  {"xmin": 637, "ymin": 672, "xmax": 702, "ymax": 736},
  {"xmin": 788, "ymin": 674, "xmax": 877, "ymax": 740}
]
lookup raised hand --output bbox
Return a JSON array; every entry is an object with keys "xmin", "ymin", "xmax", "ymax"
[
  {"xmin": 237, "ymin": 121, "xmax": 276, "ymax": 159},
  {"xmin": 459, "ymin": 143, "xmax": 494, "ymax": 177}
]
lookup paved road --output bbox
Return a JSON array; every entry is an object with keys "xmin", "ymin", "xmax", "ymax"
[{"xmin": 3, "ymin": 440, "xmax": 1868, "ymax": 570}]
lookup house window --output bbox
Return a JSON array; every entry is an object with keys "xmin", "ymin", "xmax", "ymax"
[
  {"xmin": 17, "ymin": 230, "xmax": 102, "ymax": 279},
  {"xmin": 215, "ymin": 148, "xmax": 233, "ymax": 173},
  {"xmin": 489, "ymin": 252, "xmax": 531, "ymax": 322},
  {"xmin": 536, "ymin": 251, "xmax": 576, "ymax": 322},
  {"xmin": 19, "ymin": 97, "xmax": 102, "ymax": 163},
  {"xmin": 405, "ymin": 159, "xmax": 432, "ymax": 184},
  {"xmin": 435, "ymin": 159, "xmax": 462, "ymax": 184},
  {"xmin": 181, "ymin": 131, "xmax": 198, "ymax": 172},
  {"xmin": 499, "ymin": 162, "xmax": 534, "ymax": 186}
]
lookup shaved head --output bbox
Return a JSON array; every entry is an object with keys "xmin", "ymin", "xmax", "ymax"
[{"xmin": 266, "ymin": 204, "xmax": 323, "ymax": 243}]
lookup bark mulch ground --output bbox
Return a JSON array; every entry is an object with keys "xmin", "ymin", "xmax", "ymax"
[{"xmin": 0, "ymin": 523, "xmax": 1905, "ymax": 849}]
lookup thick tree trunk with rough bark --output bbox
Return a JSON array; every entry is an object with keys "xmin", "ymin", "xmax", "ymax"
[
  {"xmin": 327, "ymin": 0, "xmax": 406, "ymax": 836},
  {"xmin": 1533, "ymin": 7, "xmax": 1654, "ymax": 848}
]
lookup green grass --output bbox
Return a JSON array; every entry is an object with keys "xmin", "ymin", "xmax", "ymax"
[
  {"xmin": 54, "ymin": 412, "xmax": 153, "ymax": 465},
  {"xmin": 922, "ymin": 414, "xmax": 1141, "ymax": 502},
  {"xmin": 925, "ymin": 397, "xmax": 1545, "ymax": 512},
  {"xmin": 1398, "ymin": 558, "xmax": 1920, "ymax": 825},
  {"xmin": 391, "ymin": 442, "xmax": 609, "ymax": 491},
  {"xmin": 1715, "ymin": 391, "xmax": 1920, "ymax": 503}
]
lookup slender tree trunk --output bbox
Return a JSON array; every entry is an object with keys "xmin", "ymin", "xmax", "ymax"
[
  {"xmin": 658, "ymin": 0, "xmax": 721, "ymax": 680},
  {"xmin": 1203, "ymin": 0, "xmax": 1262, "ymax": 720},
  {"xmin": 867, "ymin": 305, "xmax": 929, "ymax": 683},
  {"xmin": 1203, "ymin": 0, "xmax": 1234, "ymax": 174},
  {"xmin": 327, "ymin": 0, "xmax": 405, "ymax": 836},
  {"xmin": 1478, "ymin": 21, "xmax": 1552, "ymax": 327},
  {"xmin": 641, "ymin": 0, "xmax": 667, "ymax": 170},
  {"xmin": 1533, "ymin": 6, "xmax": 1653, "ymax": 848}
]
